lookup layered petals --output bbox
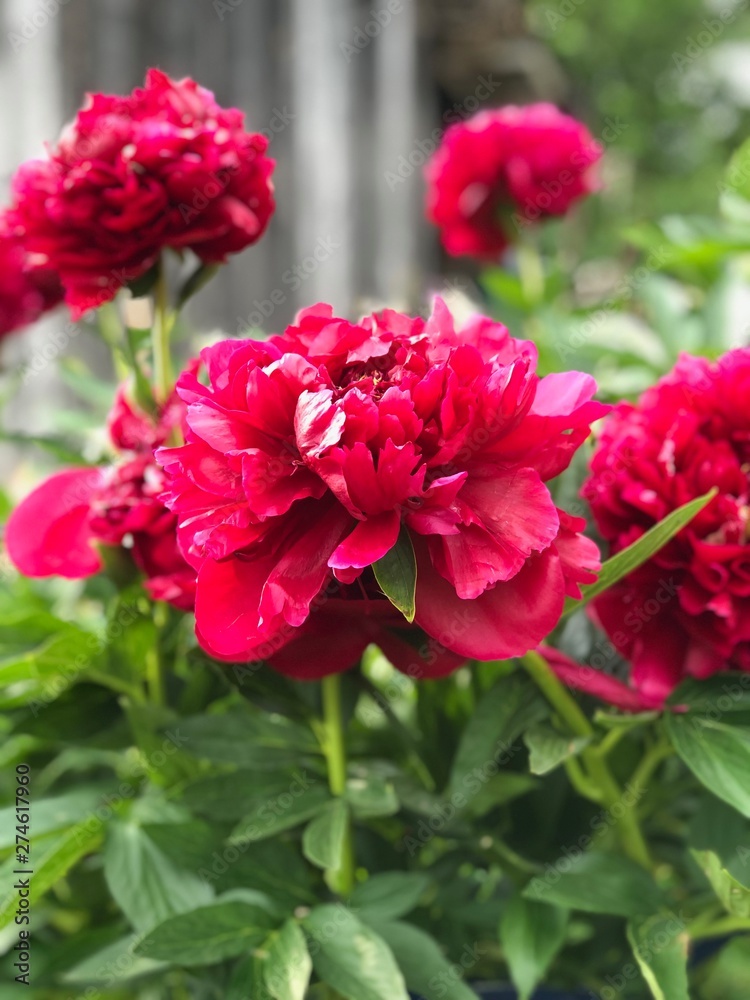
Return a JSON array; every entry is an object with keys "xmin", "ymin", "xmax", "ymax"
[
  {"xmin": 425, "ymin": 103, "xmax": 602, "ymax": 260},
  {"xmin": 159, "ymin": 300, "xmax": 605, "ymax": 678},
  {"xmin": 7, "ymin": 69, "xmax": 275, "ymax": 316},
  {"xmin": 583, "ymin": 348, "xmax": 750, "ymax": 705},
  {"xmin": 6, "ymin": 383, "xmax": 196, "ymax": 609}
]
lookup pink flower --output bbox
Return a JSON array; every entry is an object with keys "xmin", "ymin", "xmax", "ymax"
[
  {"xmin": 0, "ymin": 221, "xmax": 62, "ymax": 337},
  {"xmin": 582, "ymin": 349, "xmax": 750, "ymax": 707},
  {"xmin": 158, "ymin": 300, "xmax": 607, "ymax": 678},
  {"xmin": 7, "ymin": 69, "xmax": 275, "ymax": 318},
  {"xmin": 425, "ymin": 104, "xmax": 601, "ymax": 260},
  {"xmin": 6, "ymin": 380, "xmax": 195, "ymax": 610}
]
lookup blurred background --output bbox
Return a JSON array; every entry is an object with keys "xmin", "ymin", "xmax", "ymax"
[
  {"xmin": 2, "ymin": 0, "xmax": 750, "ymax": 439},
  {"xmin": 3, "ymin": 0, "xmax": 750, "ymax": 325}
]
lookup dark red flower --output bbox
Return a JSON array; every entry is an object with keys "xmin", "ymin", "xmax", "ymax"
[
  {"xmin": 582, "ymin": 349, "xmax": 750, "ymax": 707},
  {"xmin": 7, "ymin": 69, "xmax": 275, "ymax": 318},
  {"xmin": 6, "ymin": 379, "xmax": 195, "ymax": 610},
  {"xmin": 158, "ymin": 300, "xmax": 606, "ymax": 679},
  {"xmin": 0, "ymin": 221, "xmax": 62, "ymax": 337},
  {"xmin": 425, "ymin": 103, "xmax": 601, "ymax": 260}
]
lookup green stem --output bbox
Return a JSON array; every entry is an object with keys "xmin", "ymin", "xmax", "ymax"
[
  {"xmin": 517, "ymin": 240, "xmax": 545, "ymax": 307},
  {"xmin": 321, "ymin": 673, "xmax": 355, "ymax": 896},
  {"xmin": 98, "ymin": 302, "xmax": 129, "ymax": 381},
  {"xmin": 690, "ymin": 914, "xmax": 750, "ymax": 940},
  {"xmin": 521, "ymin": 652, "xmax": 653, "ymax": 870},
  {"xmin": 522, "ymin": 649, "xmax": 594, "ymax": 738},
  {"xmin": 152, "ymin": 263, "xmax": 174, "ymax": 404},
  {"xmin": 628, "ymin": 736, "xmax": 673, "ymax": 797},
  {"xmin": 594, "ymin": 726, "xmax": 629, "ymax": 759},
  {"xmin": 145, "ymin": 603, "xmax": 168, "ymax": 707},
  {"xmin": 564, "ymin": 756, "xmax": 603, "ymax": 803}
]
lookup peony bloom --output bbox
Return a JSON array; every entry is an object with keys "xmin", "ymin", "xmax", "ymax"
[
  {"xmin": 5, "ymin": 380, "xmax": 195, "ymax": 610},
  {"xmin": 582, "ymin": 349, "xmax": 750, "ymax": 707},
  {"xmin": 158, "ymin": 300, "xmax": 607, "ymax": 679},
  {"xmin": 7, "ymin": 69, "xmax": 275, "ymax": 318},
  {"xmin": 425, "ymin": 104, "xmax": 601, "ymax": 260},
  {"xmin": 0, "ymin": 223, "xmax": 62, "ymax": 338}
]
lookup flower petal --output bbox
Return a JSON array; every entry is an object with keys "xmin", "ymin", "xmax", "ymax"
[{"xmin": 6, "ymin": 467, "xmax": 105, "ymax": 578}]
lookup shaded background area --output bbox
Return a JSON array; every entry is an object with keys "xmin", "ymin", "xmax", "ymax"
[
  {"xmin": 1, "ymin": 0, "xmax": 750, "ymax": 433},
  {"xmin": 3, "ymin": 0, "xmax": 750, "ymax": 324}
]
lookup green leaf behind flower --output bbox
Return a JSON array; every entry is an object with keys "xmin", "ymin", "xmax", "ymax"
[{"xmin": 373, "ymin": 525, "xmax": 417, "ymax": 622}]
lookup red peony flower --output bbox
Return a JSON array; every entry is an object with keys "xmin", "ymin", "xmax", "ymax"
[
  {"xmin": 0, "ymin": 221, "xmax": 62, "ymax": 337},
  {"xmin": 582, "ymin": 349, "xmax": 750, "ymax": 707},
  {"xmin": 7, "ymin": 69, "xmax": 275, "ymax": 318},
  {"xmin": 5, "ymin": 379, "xmax": 196, "ymax": 610},
  {"xmin": 158, "ymin": 300, "xmax": 607, "ymax": 679},
  {"xmin": 425, "ymin": 103, "xmax": 601, "ymax": 261}
]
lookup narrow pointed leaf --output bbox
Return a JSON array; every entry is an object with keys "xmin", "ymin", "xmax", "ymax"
[
  {"xmin": 373, "ymin": 526, "xmax": 417, "ymax": 622},
  {"xmin": 563, "ymin": 489, "xmax": 716, "ymax": 615}
]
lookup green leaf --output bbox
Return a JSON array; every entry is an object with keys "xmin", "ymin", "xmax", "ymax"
[
  {"xmin": 523, "ymin": 723, "xmax": 591, "ymax": 776},
  {"xmin": 499, "ymin": 896, "xmax": 568, "ymax": 1000},
  {"xmin": 182, "ymin": 769, "xmax": 320, "ymax": 822},
  {"xmin": 104, "ymin": 822, "xmax": 213, "ymax": 932},
  {"xmin": 135, "ymin": 900, "xmax": 280, "ymax": 965},
  {"xmin": 689, "ymin": 794, "xmax": 750, "ymax": 887},
  {"xmin": 230, "ymin": 783, "xmax": 331, "ymax": 844},
  {"xmin": 459, "ymin": 772, "xmax": 538, "ymax": 819},
  {"xmin": 365, "ymin": 919, "xmax": 480, "ymax": 1000},
  {"xmin": 626, "ymin": 914, "xmax": 690, "ymax": 1000},
  {"xmin": 345, "ymin": 775, "xmax": 399, "ymax": 818},
  {"xmin": 350, "ymin": 873, "xmax": 430, "ymax": 921},
  {"xmin": 563, "ymin": 489, "xmax": 716, "ymax": 614},
  {"xmin": 665, "ymin": 713, "xmax": 750, "ymax": 818},
  {"xmin": 177, "ymin": 261, "xmax": 220, "ymax": 308},
  {"xmin": 63, "ymin": 934, "xmax": 167, "ymax": 985},
  {"xmin": 667, "ymin": 673, "xmax": 750, "ymax": 713},
  {"xmin": 0, "ymin": 817, "xmax": 106, "ymax": 930},
  {"xmin": 722, "ymin": 139, "xmax": 750, "ymax": 207},
  {"xmin": 696, "ymin": 936, "xmax": 750, "ymax": 1000},
  {"xmin": 449, "ymin": 672, "xmax": 547, "ymax": 792},
  {"xmin": 303, "ymin": 905, "xmax": 409, "ymax": 1000},
  {"xmin": 0, "ymin": 430, "xmax": 95, "ymax": 466},
  {"xmin": 372, "ymin": 525, "xmax": 417, "ymax": 622},
  {"xmin": 227, "ymin": 954, "xmax": 269, "ymax": 1000},
  {"xmin": 177, "ymin": 709, "xmax": 320, "ymax": 769},
  {"xmin": 127, "ymin": 262, "xmax": 160, "ymax": 298},
  {"xmin": 58, "ymin": 357, "xmax": 116, "ymax": 408},
  {"xmin": 215, "ymin": 842, "xmax": 315, "ymax": 906},
  {"xmin": 692, "ymin": 849, "xmax": 750, "ymax": 917},
  {"xmin": 0, "ymin": 626, "xmax": 99, "ymax": 689},
  {"xmin": 0, "ymin": 788, "xmax": 105, "ymax": 850},
  {"xmin": 264, "ymin": 919, "xmax": 312, "ymax": 1000},
  {"xmin": 523, "ymin": 852, "xmax": 661, "ymax": 918},
  {"xmin": 302, "ymin": 799, "xmax": 348, "ymax": 871}
]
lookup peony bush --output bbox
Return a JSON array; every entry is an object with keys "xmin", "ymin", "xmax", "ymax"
[{"xmin": 2, "ymin": 71, "xmax": 750, "ymax": 1000}]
